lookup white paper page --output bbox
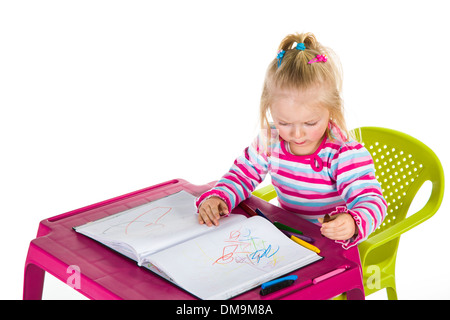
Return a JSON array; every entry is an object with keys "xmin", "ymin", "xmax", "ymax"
[
  {"xmin": 148, "ymin": 216, "xmax": 321, "ymax": 300},
  {"xmin": 75, "ymin": 190, "xmax": 246, "ymax": 263}
]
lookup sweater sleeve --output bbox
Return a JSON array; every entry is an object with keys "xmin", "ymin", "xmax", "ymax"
[
  {"xmin": 196, "ymin": 134, "xmax": 270, "ymax": 213},
  {"xmin": 331, "ymin": 141, "xmax": 388, "ymax": 249}
]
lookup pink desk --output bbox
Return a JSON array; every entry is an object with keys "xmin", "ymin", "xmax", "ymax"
[{"xmin": 23, "ymin": 178, "xmax": 365, "ymax": 300}]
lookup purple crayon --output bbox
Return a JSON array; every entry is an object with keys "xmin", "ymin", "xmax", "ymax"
[{"xmin": 280, "ymin": 230, "xmax": 315, "ymax": 243}]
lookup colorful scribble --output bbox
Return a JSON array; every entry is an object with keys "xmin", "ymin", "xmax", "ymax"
[
  {"xmin": 125, "ymin": 206, "xmax": 172, "ymax": 234},
  {"xmin": 213, "ymin": 227, "xmax": 281, "ymax": 268},
  {"xmin": 101, "ymin": 206, "xmax": 173, "ymax": 235}
]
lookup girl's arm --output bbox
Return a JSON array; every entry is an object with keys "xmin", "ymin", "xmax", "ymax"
[
  {"xmin": 331, "ymin": 142, "xmax": 388, "ymax": 248},
  {"xmin": 196, "ymin": 134, "xmax": 270, "ymax": 214}
]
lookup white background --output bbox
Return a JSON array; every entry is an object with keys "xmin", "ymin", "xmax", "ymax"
[{"xmin": 1, "ymin": 0, "xmax": 448, "ymax": 300}]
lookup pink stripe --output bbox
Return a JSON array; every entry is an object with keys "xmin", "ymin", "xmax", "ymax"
[
  {"xmin": 356, "ymin": 212, "xmax": 367, "ymax": 238},
  {"xmin": 275, "ymin": 160, "xmax": 331, "ymax": 176},
  {"xmin": 276, "ymin": 169, "xmax": 334, "ymax": 185},
  {"xmin": 195, "ymin": 189, "xmax": 233, "ymax": 213},
  {"xmin": 277, "ymin": 184, "xmax": 339, "ymax": 200},
  {"xmin": 215, "ymin": 181, "xmax": 240, "ymax": 204},
  {"xmin": 339, "ymin": 155, "xmax": 374, "ymax": 168},
  {"xmin": 228, "ymin": 170, "xmax": 253, "ymax": 193},
  {"xmin": 279, "ymin": 200, "xmax": 340, "ymax": 216},
  {"xmin": 278, "ymin": 135, "xmax": 328, "ymax": 162},
  {"xmin": 277, "ymin": 155, "xmax": 315, "ymax": 166},
  {"xmin": 282, "ymin": 201, "xmax": 343, "ymax": 211},
  {"xmin": 277, "ymin": 183, "xmax": 335, "ymax": 196},
  {"xmin": 324, "ymin": 141, "xmax": 342, "ymax": 151},
  {"xmin": 338, "ymin": 174, "xmax": 378, "ymax": 193},
  {"xmin": 252, "ymin": 140, "xmax": 269, "ymax": 161},
  {"xmin": 353, "ymin": 199, "xmax": 387, "ymax": 232},
  {"xmin": 338, "ymin": 154, "xmax": 373, "ymax": 166},
  {"xmin": 346, "ymin": 187, "xmax": 384, "ymax": 205},
  {"xmin": 337, "ymin": 159, "xmax": 374, "ymax": 176},
  {"xmin": 223, "ymin": 173, "xmax": 251, "ymax": 199},
  {"xmin": 340, "ymin": 142, "xmax": 364, "ymax": 152},
  {"xmin": 234, "ymin": 159, "xmax": 264, "ymax": 184},
  {"xmin": 233, "ymin": 164, "xmax": 261, "ymax": 186}
]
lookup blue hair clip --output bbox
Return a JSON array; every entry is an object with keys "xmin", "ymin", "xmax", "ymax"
[
  {"xmin": 296, "ymin": 43, "xmax": 306, "ymax": 51},
  {"xmin": 277, "ymin": 50, "xmax": 285, "ymax": 68}
]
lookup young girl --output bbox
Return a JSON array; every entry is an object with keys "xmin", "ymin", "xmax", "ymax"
[{"xmin": 196, "ymin": 32, "xmax": 387, "ymax": 249}]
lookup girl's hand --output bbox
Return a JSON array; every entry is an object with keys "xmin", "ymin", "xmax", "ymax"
[
  {"xmin": 318, "ymin": 213, "xmax": 357, "ymax": 241},
  {"xmin": 198, "ymin": 197, "xmax": 229, "ymax": 227}
]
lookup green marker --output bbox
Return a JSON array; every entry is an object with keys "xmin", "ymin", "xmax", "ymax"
[{"xmin": 273, "ymin": 221, "xmax": 303, "ymax": 235}]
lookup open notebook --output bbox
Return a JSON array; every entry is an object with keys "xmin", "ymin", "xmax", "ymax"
[{"xmin": 74, "ymin": 190, "xmax": 322, "ymax": 300}]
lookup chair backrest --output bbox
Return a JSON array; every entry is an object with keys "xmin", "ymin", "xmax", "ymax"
[{"xmin": 354, "ymin": 127, "xmax": 444, "ymax": 237}]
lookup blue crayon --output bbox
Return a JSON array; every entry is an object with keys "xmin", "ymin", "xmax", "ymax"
[
  {"xmin": 261, "ymin": 275, "xmax": 298, "ymax": 290},
  {"xmin": 255, "ymin": 208, "xmax": 271, "ymax": 222}
]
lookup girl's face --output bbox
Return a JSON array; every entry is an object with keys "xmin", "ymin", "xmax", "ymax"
[{"xmin": 270, "ymin": 86, "xmax": 330, "ymax": 156}]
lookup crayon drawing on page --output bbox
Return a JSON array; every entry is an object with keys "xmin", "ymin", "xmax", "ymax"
[
  {"xmin": 213, "ymin": 227, "xmax": 282, "ymax": 269},
  {"xmin": 101, "ymin": 206, "xmax": 173, "ymax": 236},
  {"xmin": 193, "ymin": 226, "xmax": 285, "ymax": 274}
]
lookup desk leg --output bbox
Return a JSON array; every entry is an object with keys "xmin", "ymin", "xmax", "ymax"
[
  {"xmin": 346, "ymin": 287, "xmax": 365, "ymax": 300},
  {"xmin": 23, "ymin": 262, "xmax": 45, "ymax": 300}
]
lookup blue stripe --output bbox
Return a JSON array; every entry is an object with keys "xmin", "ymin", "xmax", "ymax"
[
  {"xmin": 271, "ymin": 176, "xmax": 333, "ymax": 194},
  {"xmin": 277, "ymin": 192, "xmax": 343, "ymax": 208},
  {"xmin": 248, "ymin": 145, "xmax": 269, "ymax": 170},
  {"xmin": 337, "ymin": 167, "xmax": 374, "ymax": 186},
  {"xmin": 215, "ymin": 186, "xmax": 237, "ymax": 208},
  {"xmin": 219, "ymin": 177, "xmax": 246, "ymax": 203},
  {"xmin": 330, "ymin": 148, "xmax": 371, "ymax": 172}
]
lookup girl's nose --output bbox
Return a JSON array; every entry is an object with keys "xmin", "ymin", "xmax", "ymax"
[{"xmin": 293, "ymin": 125, "xmax": 303, "ymax": 139}]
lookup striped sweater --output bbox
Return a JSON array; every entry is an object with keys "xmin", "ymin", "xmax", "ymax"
[{"xmin": 196, "ymin": 125, "xmax": 387, "ymax": 249}]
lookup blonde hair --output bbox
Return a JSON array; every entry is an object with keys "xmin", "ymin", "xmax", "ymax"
[{"xmin": 260, "ymin": 32, "xmax": 353, "ymax": 143}]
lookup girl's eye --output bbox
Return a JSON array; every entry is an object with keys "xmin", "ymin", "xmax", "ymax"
[
  {"xmin": 279, "ymin": 122, "xmax": 289, "ymax": 126},
  {"xmin": 306, "ymin": 121, "xmax": 318, "ymax": 126}
]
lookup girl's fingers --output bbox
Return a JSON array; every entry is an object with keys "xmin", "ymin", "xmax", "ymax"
[
  {"xmin": 208, "ymin": 203, "xmax": 221, "ymax": 226},
  {"xmin": 321, "ymin": 215, "xmax": 355, "ymax": 240},
  {"xmin": 322, "ymin": 227, "xmax": 352, "ymax": 240},
  {"xmin": 218, "ymin": 202, "xmax": 229, "ymax": 216},
  {"xmin": 198, "ymin": 197, "xmax": 229, "ymax": 227},
  {"xmin": 198, "ymin": 207, "xmax": 212, "ymax": 226}
]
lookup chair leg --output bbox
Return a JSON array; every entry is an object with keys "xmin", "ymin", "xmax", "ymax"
[
  {"xmin": 386, "ymin": 286, "xmax": 398, "ymax": 300},
  {"xmin": 23, "ymin": 263, "xmax": 45, "ymax": 300},
  {"xmin": 332, "ymin": 292, "xmax": 347, "ymax": 300}
]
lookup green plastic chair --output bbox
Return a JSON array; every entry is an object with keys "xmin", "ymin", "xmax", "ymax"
[{"xmin": 252, "ymin": 127, "xmax": 445, "ymax": 299}]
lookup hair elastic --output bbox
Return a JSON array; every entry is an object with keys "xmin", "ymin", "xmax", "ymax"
[
  {"xmin": 296, "ymin": 43, "xmax": 306, "ymax": 51},
  {"xmin": 277, "ymin": 50, "xmax": 285, "ymax": 67},
  {"xmin": 308, "ymin": 54, "xmax": 327, "ymax": 64}
]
